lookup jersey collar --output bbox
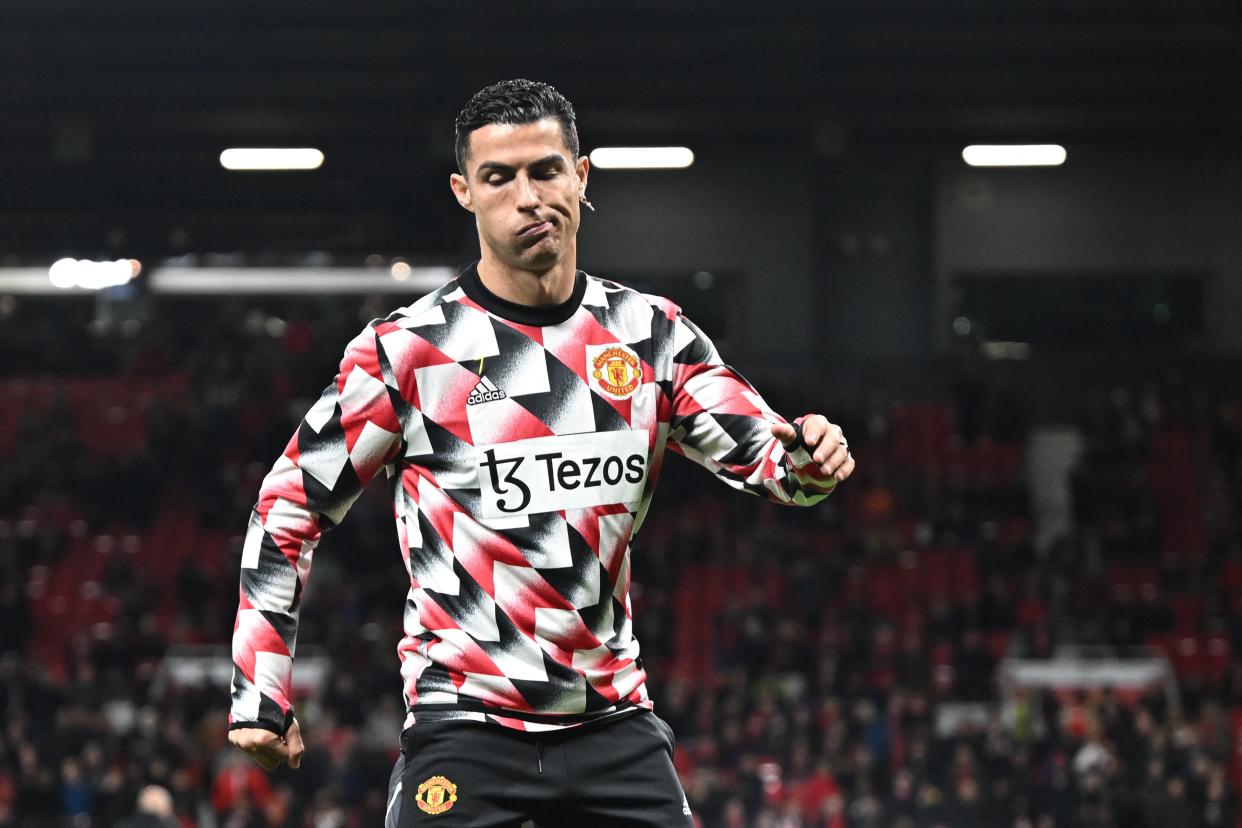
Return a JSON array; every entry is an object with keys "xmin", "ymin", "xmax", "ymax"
[{"xmin": 457, "ymin": 261, "xmax": 586, "ymax": 327}]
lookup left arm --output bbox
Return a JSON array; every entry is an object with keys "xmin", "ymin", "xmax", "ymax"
[{"xmin": 666, "ymin": 311, "xmax": 854, "ymax": 506}]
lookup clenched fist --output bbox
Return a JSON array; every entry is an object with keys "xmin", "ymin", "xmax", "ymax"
[
  {"xmin": 228, "ymin": 718, "xmax": 304, "ymax": 771},
  {"xmin": 771, "ymin": 414, "xmax": 855, "ymax": 483}
]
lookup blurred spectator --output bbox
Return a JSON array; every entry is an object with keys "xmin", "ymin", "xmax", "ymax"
[
  {"xmin": 2, "ymin": 304, "xmax": 1241, "ymax": 826},
  {"xmin": 116, "ymin": 784, "xmax": 178, "ymax": 828}
]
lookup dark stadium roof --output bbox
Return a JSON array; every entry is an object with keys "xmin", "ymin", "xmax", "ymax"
[{"xmin": 3, "ymin": 0, "xmax": 1240, "ymax": 259}]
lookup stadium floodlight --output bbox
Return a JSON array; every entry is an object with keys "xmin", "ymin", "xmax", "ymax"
[
  {"xmin": 981, "ymin": 341, "xmax": 1033, "ymax": 360},
  {"xmin": 588, "ymin": 147, "xmax": 694, "ymax": 169},
  {"xmin": 149, "ymin": 266, "xmax": 455, "ymax": 294},
  {"xmin": 0, "ymin": 265, "xmax": 455, "ymax": 295},
  {"xmin": 962, "ymin": 144, "xmax": 1066, "ymax": 167},
  {"xmin": 219, "ymin": 148, "xmax": 325, "ymax": 171},
  {"xmin": 47, "ymin": 258, "xmax": 141, "ymax": 290}
]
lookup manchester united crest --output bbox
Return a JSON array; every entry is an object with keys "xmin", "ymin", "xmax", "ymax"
[
  {"xmin": 415, "ymin": 775, "xmax": 458, "ymax": 815},
  {"xmin": 587, "ymin": 344, "xmax": 642, "ymax": 400}
]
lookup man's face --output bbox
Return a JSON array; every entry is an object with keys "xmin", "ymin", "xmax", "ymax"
[{"xmin": 450, "ymin": 117, "xmax": 589, "ymax": 272}]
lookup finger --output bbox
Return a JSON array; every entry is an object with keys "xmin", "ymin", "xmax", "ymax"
[
  {"xmin": 807, "ymin": 421, "xmax": 842, "ymax": 463},
  {"xmin": 826, "ymin": 452, "xmax": 856, "ymax": 482},
  {"xmin": 229, "ymin": 732, "xmax": 262, "ymax": 753},
  {"xmin": 246, "ymin": 746, "xmax": 281, "ymax": 771},
  {"xmin": 230, "ymin": 731, "xmax": 288, "ymax": 771},
  {"xmin": 819, "ymin": 442, "xmax": 851, "ymax": 477},
  {"xmin": 231, "ymin": 729, "xmax": 281, "ymax": 752},
  {"xmin": 285, "ymin": 722, "xmax": 304, "ymax": 769},
  {"xmin": 800, "ymin": 416, "xmax": 829, "ymax": 454},
  {"xmin": 770, "ymin": 422, "xmax": 798, "ymax": 448}
]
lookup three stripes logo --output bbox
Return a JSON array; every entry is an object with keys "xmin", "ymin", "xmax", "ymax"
[{"xmin": 467, "ymin": 376, "xmax": 507, "ymax": 406}]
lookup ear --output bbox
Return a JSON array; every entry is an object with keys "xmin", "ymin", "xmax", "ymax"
[
  {"xmin": 449, "ymin": 172, "xmax": 474, "ymax": 213},
  {"xmin": 575, "ymin": 154, "xmax": 590, "ymax": 196}
]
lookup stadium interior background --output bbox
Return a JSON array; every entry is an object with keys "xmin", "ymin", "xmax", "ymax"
[{"xmin": 4, "ymin": 1, "xmax": 1242, "ymax": 826}]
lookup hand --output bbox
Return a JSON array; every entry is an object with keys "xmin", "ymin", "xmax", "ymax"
[
  {"xmin": 771, "ymin": 415, "xmax": 855, "ymax": 483},
  {"xmin": 228, "ymin": 718, "xmax": 304, "ymax": 771}
]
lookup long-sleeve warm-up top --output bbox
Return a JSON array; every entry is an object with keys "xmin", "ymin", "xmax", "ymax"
[{"xmin": 229, "ymin": 262, "xmax": 837, "ymax": 738}]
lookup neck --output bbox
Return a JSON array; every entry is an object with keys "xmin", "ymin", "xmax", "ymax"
[{"xmin": 476, "ymin": 248, "xmax": 578, "ymax": 307}]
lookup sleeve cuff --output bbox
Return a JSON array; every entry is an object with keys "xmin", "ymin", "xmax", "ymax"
[
  {"xmin": 787, "ymin": 419, "xmax": 816, "ymax": 466},
  {"xmin": 790, "ymin": 419, "xmax": 813, "ymax": 454},
  {"xmin": 229, "ymin": 708, "xmax": 294, "ymax": 737}
]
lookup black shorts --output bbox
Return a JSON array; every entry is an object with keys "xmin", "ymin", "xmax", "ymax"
[{"xmin": 384, "ymin": 710, "xmax": 694, "ymax": 827}]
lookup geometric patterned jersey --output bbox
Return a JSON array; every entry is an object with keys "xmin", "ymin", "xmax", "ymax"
[{"xmin": 229, "ymin": 262, "xmax": 837, "ymax": 736}]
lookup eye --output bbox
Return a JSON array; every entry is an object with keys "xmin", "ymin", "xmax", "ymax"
[{"xmin": 528, "ymin": 165, "xmax": 563, "ymax": 181}]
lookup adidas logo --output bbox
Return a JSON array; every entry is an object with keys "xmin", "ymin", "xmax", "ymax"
[{"xmin": 467, "ymin": 376, "xmax": 507, "ymax": 405}]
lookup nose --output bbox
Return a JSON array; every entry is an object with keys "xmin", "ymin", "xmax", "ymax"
[{"xmin": 514, "ymin": 173, "xmax": 540, "ymax": 211}]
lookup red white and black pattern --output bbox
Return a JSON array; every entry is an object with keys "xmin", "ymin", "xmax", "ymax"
[{"xmin": 229, "ymin": 263, "xmax": 837, "ymax": 737}]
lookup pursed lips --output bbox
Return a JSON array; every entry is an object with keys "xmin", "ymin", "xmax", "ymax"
[{"xmin": 516, "ymin": 218, "xmax": 555, "ymax": 238}]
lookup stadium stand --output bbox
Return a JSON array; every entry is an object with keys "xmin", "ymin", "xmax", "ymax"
[{"xmin": 1, "ymin": 302, "xmax": 1240, "ymax": 827}]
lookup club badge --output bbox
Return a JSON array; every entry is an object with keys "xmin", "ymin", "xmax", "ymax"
[
  {"xmin": 588, "ymin": 344, "xmax": 642, "ymax": 400},
  {"xmin": 415, "ymin": 775, "xmax": 458, "ymax": 815}
]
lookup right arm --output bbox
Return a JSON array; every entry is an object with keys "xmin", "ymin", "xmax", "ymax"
[{"xmin": 227, "ymin": 323, "xmax": 406, "ymax": 767}]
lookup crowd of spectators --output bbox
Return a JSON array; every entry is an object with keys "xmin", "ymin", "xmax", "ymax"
[{"xmin": 2, "ymin": 294, "xmax": 1241, "ymax": 827}]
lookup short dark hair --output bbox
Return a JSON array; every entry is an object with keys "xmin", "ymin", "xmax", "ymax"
[{"xmin": 454, "ymin": 79, "xmax": 579, "ymax": 176}]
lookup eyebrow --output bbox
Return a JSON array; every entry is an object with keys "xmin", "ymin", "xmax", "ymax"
[{"xmin": 474, "ymin": 154, "xmax": 567, "ymax": 178}]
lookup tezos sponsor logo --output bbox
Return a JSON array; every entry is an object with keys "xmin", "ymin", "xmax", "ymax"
[{"xmin": 475, "ymin": 430, "xmax": 649, "ymax": 517}]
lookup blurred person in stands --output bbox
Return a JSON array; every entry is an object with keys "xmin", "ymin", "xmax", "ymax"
[
  {"xmin": 116, "ymin": 784, "xmax": 178, "ymax": 828},
  {"xmin": 226, "ymin": 77, "xmax": 854, "ymax": 826},
  {"xmin": 1148, "ymin": 775, "xmax": 1197, "ymax": 828},
  {"xmin": 212, "ymin": 748, "xmax": 273, "ymax": 814},
  {"xmin": 1203, "ymin": 764, "xmax": 1236, "ymax": 828}
]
